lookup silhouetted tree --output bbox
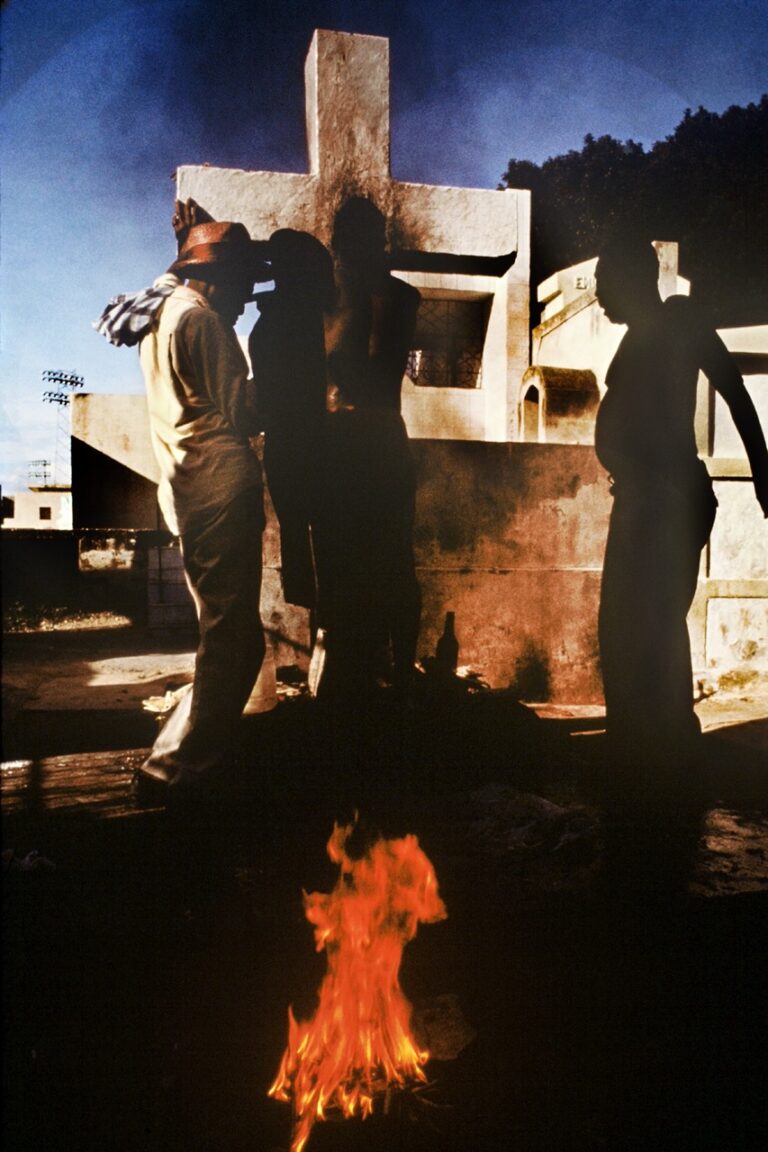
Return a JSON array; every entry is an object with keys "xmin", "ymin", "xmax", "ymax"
[{"xmin": 500, "ymin": 96, "xmax": 768, "ymax": 326}]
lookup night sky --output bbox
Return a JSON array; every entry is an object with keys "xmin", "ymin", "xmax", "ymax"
[{"xmin": 2, "ymin": 0, "xmax": 766, "ymax": 489}]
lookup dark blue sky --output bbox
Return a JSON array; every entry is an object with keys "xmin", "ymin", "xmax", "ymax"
[{"xmin": 2, "ymin": 0, "xmax": 766, "ymax": 488}]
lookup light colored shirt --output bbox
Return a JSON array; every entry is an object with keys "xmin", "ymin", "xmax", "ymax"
[{"xmin": 139, "ymin": 280, "xmax": 261, "ymax": 535}]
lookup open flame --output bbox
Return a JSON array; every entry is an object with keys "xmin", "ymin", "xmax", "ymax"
[{"xmin": 269, "ymin": 821, "xmax": 447, "ymax": 1152}]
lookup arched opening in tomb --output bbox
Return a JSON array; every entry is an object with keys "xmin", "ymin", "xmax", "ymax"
[{"xmin": 522, "ymin": 384, "xmax": 541, "ymax": 441}]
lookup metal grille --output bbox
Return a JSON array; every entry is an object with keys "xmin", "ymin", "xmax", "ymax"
[{"xmin": 406, "ymin": 297, "xmax": 487, "ymax": 389}]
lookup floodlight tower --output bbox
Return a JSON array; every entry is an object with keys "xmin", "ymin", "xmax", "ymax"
[
  {"xmin": 28, "ymin": 459, "xmax": 52, "ymax": 485},
  {"xmin": 41, "ymin": 370, "xmax": 84, "ymax": 486}
]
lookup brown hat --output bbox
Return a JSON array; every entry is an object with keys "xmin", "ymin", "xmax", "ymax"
[{"xmin": 171, "ymin": 221, "xmax": 271, "ymax": 282}]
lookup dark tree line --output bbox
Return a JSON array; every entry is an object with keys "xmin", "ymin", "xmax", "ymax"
[{"xmin": 500, "ymin": 95, "xmax": 768, "ymax": 327}]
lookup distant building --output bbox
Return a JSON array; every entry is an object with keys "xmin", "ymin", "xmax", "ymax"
[{"xmin": 1, "ymin": 485, "xmax": 73, "ymax": 530}]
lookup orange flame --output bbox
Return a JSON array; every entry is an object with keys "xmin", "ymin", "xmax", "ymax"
[{"xmin": 268, "ymin": 821, "xmax": 447, "ymax": 1152}]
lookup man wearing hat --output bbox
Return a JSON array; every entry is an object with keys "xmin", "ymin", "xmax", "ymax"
[{"xmin": 97, "ymin": 201, "xmax": 271, "ymax": 805}]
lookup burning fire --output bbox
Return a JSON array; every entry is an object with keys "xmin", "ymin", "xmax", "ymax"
[{"xmin": 269, "ymin": 821, "xmax": 447, "ymax": 1152}]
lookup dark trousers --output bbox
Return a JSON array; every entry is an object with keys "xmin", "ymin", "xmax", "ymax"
[
  {"xmin": 598, "ymin": 471, "xmax": 717, "ymax": 779},
  {"xmin": 142, "ymin": 486, "xmax": 265, "ymax": 786},
  {"xmin": 316, "ymin": 410, "xmax": 421, "ymax": 697}
]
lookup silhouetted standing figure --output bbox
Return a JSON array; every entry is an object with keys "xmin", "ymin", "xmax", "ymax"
[
  {"xmin": 320, "ymin": 197, "xmax": 422, "ymax": 699},
  {"xmin": 594, "ymin": 239, "xmax": 768, "ymax": 789},
  {"xmin": 249, "ymin": 230, "xmax": 336, "ymax": 611}
]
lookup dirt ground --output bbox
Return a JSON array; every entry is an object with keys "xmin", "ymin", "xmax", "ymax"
[{"xmin": 3, "ymin": 620, "xmax": 768, "ymax": 1152}]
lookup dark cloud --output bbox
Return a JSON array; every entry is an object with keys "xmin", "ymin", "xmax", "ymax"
[{"xmin": 94, "ymin": 0, "xmax": 428, "ymax": 178}]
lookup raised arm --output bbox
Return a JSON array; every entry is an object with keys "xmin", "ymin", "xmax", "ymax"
[
  {"xmin": 172, "ymin": 198, "xmax": 216, "ymax": 253},
  {"xmin": 699, "ymin": 326, "xmax": 768, "ymax": 517}
]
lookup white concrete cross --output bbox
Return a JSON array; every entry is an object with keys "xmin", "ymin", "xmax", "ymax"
[{"xmin": 177, "ymin": 29, "xmax": 531, "ymax": 440}]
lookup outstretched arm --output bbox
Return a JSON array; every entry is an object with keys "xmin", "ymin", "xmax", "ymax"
[{"xmin": 701, "ymin": 329, "xmax": 768, "ymax": 517}]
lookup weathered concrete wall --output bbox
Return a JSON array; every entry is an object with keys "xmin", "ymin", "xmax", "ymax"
[
  {"xmin": 411, "ymin": 444, "xmax": 767, "ymax": 697},
  {"xmin": 700, "ymin": 595, "xmax": 768, "ymax": 687},
  {"xmin": 71, "ymin": 395, "xmax": 161, "ymax": 530},
  {"xmin": 395, "ymin": 270, "xmax": 526, "ymax": 442},
  {"xmin": 305, "ymin": 28, "xmax": 390, "ymax": 201},
  {"xmin": 72, "ymin": 394, "xmax": 159, "ymax": 484},
  {"xmin": 69, "ymin": 392, "xmax": 611, "ymax": 698},
  {"xmin": 71, "ymin": 437, "xmax": 160, "ymax": 531},
  {"xmin": 711, "ymin": 326, "xmax": 768, "ymax": 459},
  {"xmin": 411, "ymin": 441, "xmax": 609, "ymax": 700},
  {"xmin": 71, "ymin": 384, "xmax": 768, "ymax": 697},
  {"xmin": 713, "ymin": 377, "xmax": 768, "ymax": 457},
  {"xmin": 258, "ymin": 439, "xmax": 611, "ymax": 699},
  {"xmin": 688, "ymin": 462, "xmax": 768, "ymax": 691},
  {"xmin": 401, "ymin": 369, "xmax": 487, "ymax": 440}
]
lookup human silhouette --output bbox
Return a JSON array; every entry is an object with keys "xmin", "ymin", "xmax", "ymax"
[
  {"xmin": 319, "ymin": 196, "xmax": 422, "ymax": 699},
  {"xmin": 594, "ymin": 237, "xmax": 768, "ymax": 796},
  {"xmin": 248, "ymin": 230, "xmax": 336, "ymax": 611}
]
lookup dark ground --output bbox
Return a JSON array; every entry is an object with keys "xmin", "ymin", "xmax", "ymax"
[{"xmin": 3, "ymin": 680, "xmax": 768, "ymax": 1152}]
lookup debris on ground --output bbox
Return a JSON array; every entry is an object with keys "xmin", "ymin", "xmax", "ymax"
[
  {"xmin": 3, "ymin": 848, "xmax": 57, "ymax": 873},
  {"xmin": 142, "ymin": 683, "xmax": 193, "ymax": 714},
  {"xmin": 692, "ymin": 808, "xmax": 768, "ymax": 895},
  {"xmin": 417, "ymin": 659, "xmax": 491, "ymax": 696},
  {"xmin": 412, "ymin": 993, "xmax": 477, "ymax": 1061},
  {"xmin": 468, "ymin": 783, "xmax": 598, "ymax": 856}
]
